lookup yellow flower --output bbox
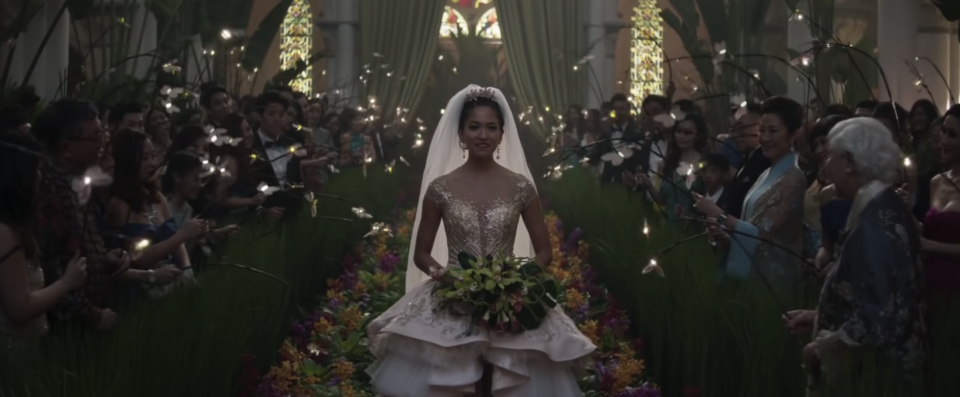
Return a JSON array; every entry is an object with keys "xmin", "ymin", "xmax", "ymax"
[
  {"xmin": 353, "ymin": 281, "xmax": 368, "ymax": 296},
  {"xmin": 314, "ymin": 317, "xmax": 333, "ymax": 335},
  {"xmin": 398, "ymin": 224, "xmax": 411, "ymax": 238},
  {"xmin": 342, "ymin": 383, "xmax": 356, "ymax": 397},
  {"xmin": 579, "ymin": 320, "xmax": 600, "ymax": 346},
  {"xmin": 338, "ymin": 305, "xmax": 364, "ymax": 333},
  {"xmin": 577, "ymin": 240, "xmax": 590, "ymax": 261},
  {"xmin": 372, "ymin": 271, "xmax": 391, "ymax": 290},
  {"xmin": 611, "ymin": 343, "xmax": 646, "ymax": 393},
  {"xmin": 326, "ymin": 290, "xmax": 346, "ymax": 302},
  {"xmin": 565, "ymin": 288, "xmax": 585, "ymax": 311},
  {"xmin": 333, "ymin": 358, "xmax": 356, "ymax": 379}
]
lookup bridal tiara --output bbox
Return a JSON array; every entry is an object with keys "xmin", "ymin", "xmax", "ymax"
[{"xmin": 464, "ymin": 87, "xmax": 496, "ymax": 102}]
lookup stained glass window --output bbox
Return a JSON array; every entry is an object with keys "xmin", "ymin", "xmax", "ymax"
[
  {"xmin": 475, "ymin": 8, "xmax": 500, "ymax": 39},
  {"xmin": 630, "ymin": 1, "xmax": 664, "ymax": 109},
  {"xmin": 440, "ymin": 6, "xmax": 470, "ymax": 37},
  {"xmin": 280, "ymin": 0, "xmax": 313, "ymax": 95}
]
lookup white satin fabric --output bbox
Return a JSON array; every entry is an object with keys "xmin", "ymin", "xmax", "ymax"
[
  {"xmin": 404, "ymin": 85, "xmax": 537, "ymax": 292},
  {"xmin": 367, "ymin": 283, "xmax": 594, "ymax": 397}
]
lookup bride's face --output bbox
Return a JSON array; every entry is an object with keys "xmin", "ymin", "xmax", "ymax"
[{"xmin": 459, "ymin": 106, "xmax": 503, "ymax": 159}]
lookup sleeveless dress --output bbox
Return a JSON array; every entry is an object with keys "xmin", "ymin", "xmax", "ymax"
[
  {"xmin": 922, "ymin": 207, "xmax": 960, "ymax": 292},
  {"xmin": 367, "ymin": 173, "xmax": 596, "ymax": 397}
]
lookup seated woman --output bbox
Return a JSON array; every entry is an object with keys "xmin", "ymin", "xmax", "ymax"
[
  {"xmin": 785, "ymin": 117, "xmax": 927, "ymax": 394},
  {"xmin": 693, "ymin": 97, "xmax": 807, "ymax": 290},
  {"xmin": 0, "ymin": 133, "xmax": 87, "ymax": 384},
  {"xmin": 105, "ymin": 130, "xmax": 207, "ymax": 300}
]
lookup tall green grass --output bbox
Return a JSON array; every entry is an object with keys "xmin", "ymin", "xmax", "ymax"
[
  {"xmin": 2, "ymin": 167, "xmax": 406, "ymax": 397},
  {"xmin": 542, "ymin": 168, "xmax": 960, "ymax": 397}
]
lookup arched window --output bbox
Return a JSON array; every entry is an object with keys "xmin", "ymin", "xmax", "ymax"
[
  {"xmin": 475, "ymin": 8, "xmax": 500, "ymax": 39},
  {"xmin": 280, "ymin": 0, "xmax": 313, "ymax": 95},
  {"xmin": 630, "ymin": 0, "xmax": 664, "ymax": 105},
  {"xmin": 440, "ymin": 6, "xmax": 469, "ymax": 37}
]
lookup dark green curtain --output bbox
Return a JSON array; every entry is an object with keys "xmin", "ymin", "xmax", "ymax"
[
  {"xmin": 360, "ymin": 0, "xmax": 445, "ymax": 123},
  {"xmin": 497, "ymin": 0, "xmax": 583, "ymax": 139}
]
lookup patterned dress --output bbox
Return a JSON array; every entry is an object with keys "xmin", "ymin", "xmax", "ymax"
[
  {"xmin": 366, "ymin": 172, "xmax": 595, "ymax": 397},
  {"xmin": 810, "ymin": 181, "xmax": 928, "ymax": 394}
]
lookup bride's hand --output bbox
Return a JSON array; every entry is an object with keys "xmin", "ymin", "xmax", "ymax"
[{"xmin": 429, "ymin": 266, "xmax": 449, "ymax": 281}]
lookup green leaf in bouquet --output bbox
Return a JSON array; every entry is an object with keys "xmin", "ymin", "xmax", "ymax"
[
  {"xmin": 484, "ymin": 280, "xmax": 496, "ymax": 290},
  {"xmin": 519, "ymin": 263, "xmax": 543, "ymax": 276},
  {"xmin": 301, "ymin": 358, "xmax": 325, "ymax": 377},
  {"xmin": 458, "ymin": 251, "xmax": 477, "ymax": 269}
]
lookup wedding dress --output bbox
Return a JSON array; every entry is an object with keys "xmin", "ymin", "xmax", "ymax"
[{"xmin": 366, "ymin": 85, "xmax": 595, "ymax": 396}]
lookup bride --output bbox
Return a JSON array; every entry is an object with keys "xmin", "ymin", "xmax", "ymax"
[{"xmin": 366, "ymin": 85, "xmax": 596, "ymax": 396}]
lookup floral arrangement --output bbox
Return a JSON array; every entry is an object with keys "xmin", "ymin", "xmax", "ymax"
[
  {"xmin": 251, "ymin": 209, "xmax": 663, "ymax": 397},
  {"xmin": 431, "ymin": 252, "xmax": 560, "ymax": 336}
]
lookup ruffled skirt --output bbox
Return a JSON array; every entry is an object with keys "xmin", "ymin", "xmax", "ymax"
[{"xmin": 367, "ymin": 280, "xmax": 596, "ymax": 397}]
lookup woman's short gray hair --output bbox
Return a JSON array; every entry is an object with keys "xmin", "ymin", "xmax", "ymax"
[{"xmin": 828, "ymin": 117, "xmax": 903, "ymax": 184}]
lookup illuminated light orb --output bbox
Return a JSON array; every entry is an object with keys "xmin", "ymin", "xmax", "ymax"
[
  {"xmin": 475, "ymin": 8, "xmax": 500, "ymax": 39},
  {"xmin": 630, "ymin": 0, "xmax": 664, "ymax": 110},
  {"xmin": 280, "ymin": 0, "xmax": 313, "ymax": 95},
  {"xmin": 440, "ymin": 6, "xmax": 470, "ymax": 37}
]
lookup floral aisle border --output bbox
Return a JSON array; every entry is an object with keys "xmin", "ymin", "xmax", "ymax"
[{"xmin": 250, "ymin": 211, "xmax": 664, "ymax": 397}]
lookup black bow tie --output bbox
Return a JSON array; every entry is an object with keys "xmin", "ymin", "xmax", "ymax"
[{"xmin": 263, "ymin": 141, "xmax": 281, "ymax": 149}]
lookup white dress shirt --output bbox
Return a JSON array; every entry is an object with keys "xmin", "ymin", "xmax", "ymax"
[
  {"xmin": 707, "ymin": 186, "xmax": 724, "ymax": 203},
  {"xmin": 258, "ymin": 130, "xmax": 289, "ymax": 186}
]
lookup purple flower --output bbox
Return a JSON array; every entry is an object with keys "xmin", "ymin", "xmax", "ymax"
[
  {"xmin": 564, "ymin": 227, "xmax": 583, "ymax": 251},
  {"xmin": 326, "ymin": 376, "xmax": 341, "ymax": 386},
  {"xmin": 290, "ymin": 322, "xmax": 306, "ymax": 336},
  {"xmin": 379, "ymin": 253, "xmax": 402, "ymax": 273},
  {"xmin": 327, "ymin": 298, "xmax": 341, "ymax": 310}
]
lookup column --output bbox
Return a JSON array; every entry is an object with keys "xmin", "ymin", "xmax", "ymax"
[
  {"xmin": 877, "ymin": 0, "xmax": 918, "ymax": 105},
  {"xmin": 584, "ymin": 0, "xmax": 605, "ymax": 108},
  {"xmin": 43, "ymin": 0, "xmax": 70, "ymax": 100},
  {"xmin": 127, "ymin": 0, "xmax": 158, "ymax": 79},
  {"xmin": 950, "ymin": 22, "xmax": 960, "ymax": 107},
  {"xmin": 915, "ymin": 9, "xmax": 951, "ymax": 109},
  {"xmin": 23, "ymin": 2, "xmax": 48, "ymax": 97},
  {"xmin": 185, "ymin": 35, "xmax": 204, "ymax": 86},
  {"xmin": 786, "ymin": 2, "xmax": 811, "ymax": 104},
  {"xmin": 336, "ymin": 0, "xmax": 357, "ymax": 106}
]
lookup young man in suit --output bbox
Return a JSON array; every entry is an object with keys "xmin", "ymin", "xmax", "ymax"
[
  {"xmin": 724, "ymin": 103, "xmax": 771, "ymax": 218},
  {"xmin": 700, "ymin": 153, "xmax": 731, "ymax": 209},
  {"xmin": 250, "ymin": 91, "xmax": 302, "ymax": 218},
  {"xmin": 591, "ymin": 93, "xmax": 670, "ymax": 183}
]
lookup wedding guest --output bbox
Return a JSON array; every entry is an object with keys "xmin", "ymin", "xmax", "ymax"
[
  {"xmin": 108, "ymin": 102, "xmax": 144, "ymax": 133},
  {"xmin": 338, "ymin": 108, "xmax": 376, "ymax": 167},
  {"xmin": 145, "ymin": 106, "xmax": 172, "ymax": 156},
  {"xmin": 250, "ymin": 91, "xmax": 301, "ymax": 218},
  {"xmin": 700, "ymin": 153, "xmax": 731, "ymax": 208},
  {"xmin": 33, "ymin": 99, "xmax": 129, "ymax": 330},
  {"xmin": 105, "ymin": 130, "xmax": 204, "ymax": 299},
  {"xmin": 807, "ymin": 115, "xmax": 853, "ymax": 273},
  {"xmin": 854, "ymin": 100, "xmax": 878, "ymax": 117},
  {"xmin": 724, "ymin": 103, "xmax": 770, "ymax": 219},
  {"xmin": 165, "ymin": 124, "xmax": 210, "ymax": 160},
  {"xmin": 591, "ymin": 93, "xmax": 654, "ymax": 183},
  {"xmin": 200, "ymin": 84, "xmax": 231, "ymax": 128},
  {"xmin": 693, "ymin": 96, "xmax": 806, "ymax": 290},
  {"xmin": 0, "ymin": 132, "xmax": 87, "ymax": 383},
  {"xmin": 910, "ymin": 99, "xmax": 942, "ymax": 222},
  {"xmin": 785, "ymin": 117, "xmax": 927, "ymax": 393},
  {"xmin": 212, "ymin": 113, "xmax": 265, "ymax": 213},
  {"xmin": 919, "ymin": 104, "xmax": 960, "ymax": 294}
]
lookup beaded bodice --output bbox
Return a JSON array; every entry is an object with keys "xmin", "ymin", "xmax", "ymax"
[{"xmin": 425, "ymin": 172, "xmax": 536, "ymax": 267}]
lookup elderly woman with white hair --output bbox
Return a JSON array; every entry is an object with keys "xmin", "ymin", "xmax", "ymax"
[{"xmin": 784, "ymin": 117, "xmax": 928, "ymax": 394}]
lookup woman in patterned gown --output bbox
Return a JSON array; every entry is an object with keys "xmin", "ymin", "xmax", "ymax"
[{"xmin": 366, "ymin": 86, "xmax": 596, "ymax": 397}]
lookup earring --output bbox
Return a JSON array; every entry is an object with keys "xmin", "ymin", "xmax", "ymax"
[
  {"xmin": 460, "ymin": 142, "xmax": 467, "ymax": 158},
  {"xmin": 496, "ymin": 145, "xmax": 500, "ymax": 160}
]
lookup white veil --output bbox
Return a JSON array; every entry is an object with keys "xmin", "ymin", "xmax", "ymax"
[{"xmin": 404, "ymin": 85, "xmax": 537, "ymax": 292}]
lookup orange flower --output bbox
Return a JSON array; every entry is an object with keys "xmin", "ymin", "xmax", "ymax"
[
  {"xmin": 314, "ymin": 317, "xmax": 333, "ymax": 335},
  {"xmin": 372, "ymin": 271, "xmax": 391, "ymax": 291},
  {"xmin": 353, "ymin": 281, "xmax": 368, "ymax": 296},
  {"xmin": 579, "ymin": 320, "xmax": 600, "ymax": 345},
  {"xmin": 332, "ymin": 358, "xmax": 356, "ymax": 379},
  {"xmin": 611, "ymin": 343, "xmax": 646, "ymax": 393},
  {"xmin": 338, "ymin": 305, "xmax": 364, "ymax": 333},
  {"xmin": 565, "ymin": 288, "xmax": 585, "ymax": 311}
]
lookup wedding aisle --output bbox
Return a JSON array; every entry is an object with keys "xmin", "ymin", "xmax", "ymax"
[{"xmin": 251, "ymin": 209, "xmax": 664, "ymax": 397}]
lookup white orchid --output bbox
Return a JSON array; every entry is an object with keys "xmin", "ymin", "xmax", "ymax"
[
  {"xmin": 161, "ymin": 61, "xmax": 181, "ymax": 74},
  {"xmin": 327, "ymin": 164, "xmax": 340, "ymax": 174},
  {"xmin": 305, "ymin": 192, "xmax": 318, "ymax": 218},
  {"xmin": 398, "ymin": 156, "xmax": 409, "ymax": 166},
  {"xmin": 71, "ymin": 166, "xmax": 112, "ymax": 205},
  {"xmin": 384, "ymin": 159, "xmax": 396, "ymax": 173},
  {"xmin": 287, "ymin": 143, "xmax": 307, "ymax": 157},
  {"xmin": 256, "ymin": 182, "xmax": 280, "ymax": 196},
  {"xmin": 642, "ymin": 259, "xmax": 665, "ymax": 278},
  {"xmin": 576, "ymin": 54, "xmax": 595, "ymax": 65},
  {"xmin": 712, "ymin": 42, "xmax": 727, "ymax": 74},
  {"xmin": 352, "ymin": 207, "xmax": 373, "ymax": 219},
  {"xmin": 652, "ymin": 106, "xmax": 687, "ymax": 128},
  {"xmin": 600, "ymin": 146, "xmax": 635, "ymax": 166},
  {"xmin": 363, "ymin": 222, "xmax": 392, "ymax": 238}
]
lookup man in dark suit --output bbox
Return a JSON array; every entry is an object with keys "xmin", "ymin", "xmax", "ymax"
[
  {"xmin": 700, "ymin": 153, "xmax": 732, "ymax": 210},
  {"xmin": 249, "ymin": 91, "xmax": 303, "ymax": 218},
  {"xmin": 591, "ymin": 93, "xmax": 670, "ymax": 183},
  {"xmin": 724, "ymin": 103, "xmax": 771, "ymax": 218}
]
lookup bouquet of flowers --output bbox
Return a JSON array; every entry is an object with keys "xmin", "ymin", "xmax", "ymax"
[{"xmin": 432, "ymin": 252, "xmax": 560, "ymax": 336}]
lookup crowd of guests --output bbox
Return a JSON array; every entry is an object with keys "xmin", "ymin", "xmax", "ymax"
[
  {"xmin": 0, "ymin": 83, "xmax": 400, "ymax": 385},
  {"xmin": 565, "ymin": 91, "xmax": 956, "ymax": 391}
]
